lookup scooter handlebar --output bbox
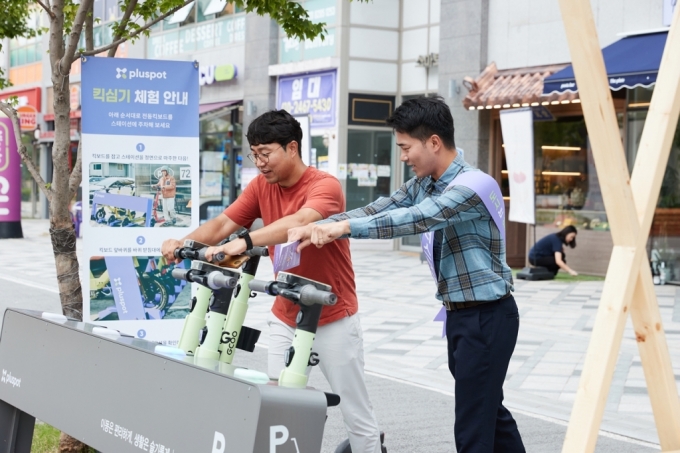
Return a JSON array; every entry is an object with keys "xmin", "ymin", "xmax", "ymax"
[
  {"xmin": 197, "ymin": 248, "xmax": 225, "ymax": 263},
  {"xmin": 206, "ymin": 271, "xmax": 238, "ymax": 289},
  {"xmin": 299, "ymin": 285, "xmax": 337, "ymax": 306},
  {"xmin": 171, "ymin": 268, "xmax": 190, "ymax": 281},
  {"xmin": 245, "ymin": 246, "xmax": 269, "ymax": 257},
  {"xmin": 248, "ymin": 279, "xmax": 277, "ymax": 295}
]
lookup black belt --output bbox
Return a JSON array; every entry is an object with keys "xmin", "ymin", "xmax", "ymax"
[{"xmin": 442, "ymin": 292, "xmax": 511, "ymax": 312}]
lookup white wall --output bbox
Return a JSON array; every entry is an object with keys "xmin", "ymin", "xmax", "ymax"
[{"xmin": 488, "ymin": 0, "xmax": 666, "ymax": 70}]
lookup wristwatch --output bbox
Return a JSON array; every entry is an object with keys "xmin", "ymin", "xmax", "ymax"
[{"xmin": 237, "ymin": 230, "xmax": 253, "ymax": 251}]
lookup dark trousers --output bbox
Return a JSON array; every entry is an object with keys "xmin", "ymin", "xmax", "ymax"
[
  {"xmin": 446, "ymin": 295, "xmax": 525, "ymax": 453},
  {"xmin": 529, "ymin": 253, "xmax": 565, "ymax": 276}
]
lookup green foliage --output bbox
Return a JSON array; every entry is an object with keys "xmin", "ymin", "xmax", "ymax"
[
  {"xmin": 31, "ymin": 423, "xmax": 60, "ymax": 453},
  {"xmin": 32, "ymin": 423, "xmax": 99, "ymax": 453}
]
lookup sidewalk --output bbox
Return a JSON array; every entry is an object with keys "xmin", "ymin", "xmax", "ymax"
[{"xmin": 2, "ymin": 219, "xmax": 678, "ymax": 450}]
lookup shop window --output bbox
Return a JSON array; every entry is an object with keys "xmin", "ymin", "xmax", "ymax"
[
  {"xmin": 501, "ymin": 117, "xmax": 608, "ymax": 233},
  {"xmin": 346, "ymin": 130, "xmax": 393, "ymax": 211},
  {"xmin": 9, "ymin": 10, "xmax": 43, "ymax": 67},
  {"xmin": 311, "ymin": 136, "xmax": 329, "ymax": 171},
  {"xmin": 198, "ymin": 108, "xmax": 243, "ymax": 222},
  {"xmin": 626, "ymin": 87, "xmax": 680, "ymax": 283}
]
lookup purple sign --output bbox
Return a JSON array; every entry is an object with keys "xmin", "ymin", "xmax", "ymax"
[
  {"xmin": 273, "ymin": 241, "xmax": 301, "ymax": 273},
  {"xmin": 104, "ymin": 256, "xmax": 147, "ymax": 320},
  {"xmin": 0, "ymin": 118, "xmax": 21, "ymax": 223},
  {"xmin": 277, "ymin": 70, "xmax": 336, "ymax": 128}
]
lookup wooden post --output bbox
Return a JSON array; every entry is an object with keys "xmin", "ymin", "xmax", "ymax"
[{"xmin": 558, "ymin": 1, "xmax": 680, "ymax": 452}]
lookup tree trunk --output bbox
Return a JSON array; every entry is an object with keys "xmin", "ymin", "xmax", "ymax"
[{"xmin": 50, "ymin": 2, "xmax": 88, "ymax": 450}]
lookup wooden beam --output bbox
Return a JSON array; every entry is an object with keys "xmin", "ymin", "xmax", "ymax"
[
  {"xmin": 557, "ymin": 0, "xmax": 638, "ymax": 247},
  {"xmin": 630, "ymin": 267, "xmax": 680, "ymax": 449},
  {"xmin": 627, "ymin": 5, "xmax": 680, "ymax": 449},
  {"xmin": 561, "ymin": 247, "xmax": 639, "ymax": 452},
  {"xmin": 558, "ymin": 1, "xmax": 680, "ymax": 452}
]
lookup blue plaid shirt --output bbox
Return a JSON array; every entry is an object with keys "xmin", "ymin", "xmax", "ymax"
[{"xmin": 325, "ymin": 154, "xmax": 513, "ymax": 303}]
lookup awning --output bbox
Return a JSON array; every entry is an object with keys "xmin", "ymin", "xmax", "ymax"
[
  {"xmin": 199, "ymin": 100, "xmax": 239, "ymax": 115},
  {"xmin": 543, "ymin": 31, "xmax": 668, "ymax": 94},
  {"xmin": 462, "ymin": 62, "xmax": 579, "ymax": 111},
  {"xmin": 167, "ymin": 1, "xmax": 195, "ymax": 25}
]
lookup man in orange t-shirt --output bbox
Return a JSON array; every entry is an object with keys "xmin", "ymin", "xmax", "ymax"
[{"xmin": 161, "ymin": 110, "xmax": 382, "ymax": 453}]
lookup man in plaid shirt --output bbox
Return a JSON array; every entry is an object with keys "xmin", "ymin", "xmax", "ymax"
[{"xmin": 289, "ymin": 96, "xmax": 525, "ymax": 453}]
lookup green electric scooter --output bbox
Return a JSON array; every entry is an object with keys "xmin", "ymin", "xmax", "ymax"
[
  {"xmin": 248, "ymin": 271, "xmax": 388, "ymax": 453},
  {"xmin": 173, "ymin": 238, "xmax": 268, "ymax": 360}
]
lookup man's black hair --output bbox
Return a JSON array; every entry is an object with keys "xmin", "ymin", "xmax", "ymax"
[
  {"xmin": 246, "ymin": 110, "xmax": 303, "ymax": 156},
  {"xmin": 386, "ymin": 96, "xmax": 456, "ymax": 149},
  {"xmin": 557, "ymin": 225, "xmax": 577, "ymax": 249}
]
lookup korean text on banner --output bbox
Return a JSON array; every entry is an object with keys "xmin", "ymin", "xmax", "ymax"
[
  {"xmin": 499, "ymin": 108, "xmax": 535, "ymax": 225},
  {"xmin": 277, "ymin": 70, "xmax": 336, "ymax": 128},
  {"xmin": 81, "ymin": 57, "xmax": 199, "ymax": 344}
]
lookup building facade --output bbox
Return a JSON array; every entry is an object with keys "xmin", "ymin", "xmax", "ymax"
[{"xmin": 3, "ymin": 0, "xmax": 678, "ymax": 270}]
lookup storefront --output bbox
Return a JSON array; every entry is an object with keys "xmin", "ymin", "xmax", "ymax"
[
  {"xmin": 144, "ymin": 3, "xmax": 246, "ymax": 223},
  {"xmin": 463, "ymin": 30, "xmax": 679, "ymax": 279},
  {"xmin": 198, "ymin": 101, "xmax": 243, "ymax": 223}
]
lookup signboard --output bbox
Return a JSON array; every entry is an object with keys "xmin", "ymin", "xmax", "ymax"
[
  {"xmin": 277, "ymin": 70, "xmax": 336, "ymax": 128},
  {"xmin": 279, "ymin": 0, "xmax": 336, "ymax": 63},
  {"xmin": 500, "ymin": 108, "xmax": 535, "ymax": 224},
  {"xmin": 0, "ymin": 87, "xmax": 42, "ymax": 133},
  {"xmin": 147, "ymin": 16, "xmax": 245, "ymax": 59},
  {"xmin": 16, "ymin": 106, "xmax": 37, "ymax": 131},
  {"xmin": 81, "ymin": 56, "xmax": 199, "ymax": 344},
  {"xmin": 0, "ymin": 117, "xmax": 22, "ymax": 224},
  {"xmin": 199, "ymin": 64, "xmax": 237, "ymax": 86}
]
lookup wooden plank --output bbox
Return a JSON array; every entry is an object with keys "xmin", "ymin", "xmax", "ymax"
[
  {"xmin": 630, "ymin": 267, "xmax": 680, "ymax": 449},
  {"xmin": 557, "ymin": 2, "xmax": 680, "ymax": 453},
  {"xmin": 562, "ymin": 246, "xmax": 639, "ymax": 453},
  {"xmin": 557, "ymin": 0, "xmax": 639, "ymax": 248},
  {"xmin": 627, "ymin": 6, "xmax": 680, "ymax": 449}
]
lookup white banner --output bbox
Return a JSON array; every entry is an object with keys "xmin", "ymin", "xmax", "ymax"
[
  {"xmin": 500, "ymin": 108, "xmax": 535, "ymax": 224},
  {"xmin": 81, "ymin": 57, "xmax": 199, "ymax": 344}
]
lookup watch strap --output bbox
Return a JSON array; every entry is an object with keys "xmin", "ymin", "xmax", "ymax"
[{"xmin": 241, "ymin": 231, "xmax": 253, "ymax": 251}]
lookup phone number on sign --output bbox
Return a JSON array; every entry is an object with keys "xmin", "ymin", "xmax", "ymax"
[{"xmin": 280, "ymin": 98, "xmax": 332, "ymax": 115}]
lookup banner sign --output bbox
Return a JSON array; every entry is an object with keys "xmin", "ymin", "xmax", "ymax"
[
  {"xmin": 0, "ymin": 117, "xmax": 22, "ymax": 222},
  {"xmin": 277, "ymin": 70, "xmax": 336, "ymax": 128},
  {"xmin": 81, "ymin": 56, "xmax": 199, "ymax": 344},
  {"xmin": 499, "ymin": 108, "xmax": 535, "ymax": 225}
]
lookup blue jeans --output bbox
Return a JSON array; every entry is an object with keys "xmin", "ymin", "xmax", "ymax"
[{"xmin": 446, "ymin": 295, "xmax": 525, "ymax": 453}]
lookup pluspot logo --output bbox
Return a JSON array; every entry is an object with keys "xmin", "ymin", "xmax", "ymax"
[
  {"xmin": 116, "ymin": 67, "xmax": 168, "ymax": 81},
  {"xmin": 1, "ymin": 369, "xmax": 21, "ymax": 388}
]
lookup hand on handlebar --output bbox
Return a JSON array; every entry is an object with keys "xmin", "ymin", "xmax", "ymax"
[
  {"xmin": 162, "ymin": 239, "xmax": 183, "ymax": 263},
  {"xmin": 205, "ymin": 239, "xmax": 246, "ymax": 262}
]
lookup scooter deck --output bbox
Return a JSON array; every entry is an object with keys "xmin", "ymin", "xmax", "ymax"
[{"xmin": 0, "ymin": 309, "xmax": 329, "ymax": 453}]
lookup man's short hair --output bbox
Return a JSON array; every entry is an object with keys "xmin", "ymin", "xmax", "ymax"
[
  {"xmin": 386, "ymin": 96, "xmax": 456, "ymax": 149},
  {"xmin": 246, "ymin": 110, "xmax": 303, "ymax": 155}
]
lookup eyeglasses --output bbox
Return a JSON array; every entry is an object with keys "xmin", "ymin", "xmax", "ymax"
[{"xmin": 247, "ymin": 146, "xmax": 284, "ymax": 164}]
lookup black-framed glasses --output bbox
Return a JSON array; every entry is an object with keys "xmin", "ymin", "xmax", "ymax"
[{"xmin": 246, "ymin": 146, "xmax": 284, "ymax": 164}]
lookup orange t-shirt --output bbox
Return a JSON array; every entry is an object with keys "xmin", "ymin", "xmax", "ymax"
[{"xmin": 223, "ymin": 167, "xmax": 358, "ymax": 327}]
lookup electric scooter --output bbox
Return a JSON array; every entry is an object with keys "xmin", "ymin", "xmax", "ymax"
[
  {"xmin": 248, "ymin": 272, "xmax": 388, "ymax": 453},
  {"xmin": 172, "ymin": 238, "xmax": 265, "ymax": 359}
]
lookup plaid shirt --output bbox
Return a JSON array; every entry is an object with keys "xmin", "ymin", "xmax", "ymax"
[{"xmin": 325, "ymin": 154, "xmax": 513, "ymax": 303}]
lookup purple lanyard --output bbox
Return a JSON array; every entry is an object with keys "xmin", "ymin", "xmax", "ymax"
[{"xmin": 421, "ymin": 170, "xmax": 506, "ymax": 283}]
